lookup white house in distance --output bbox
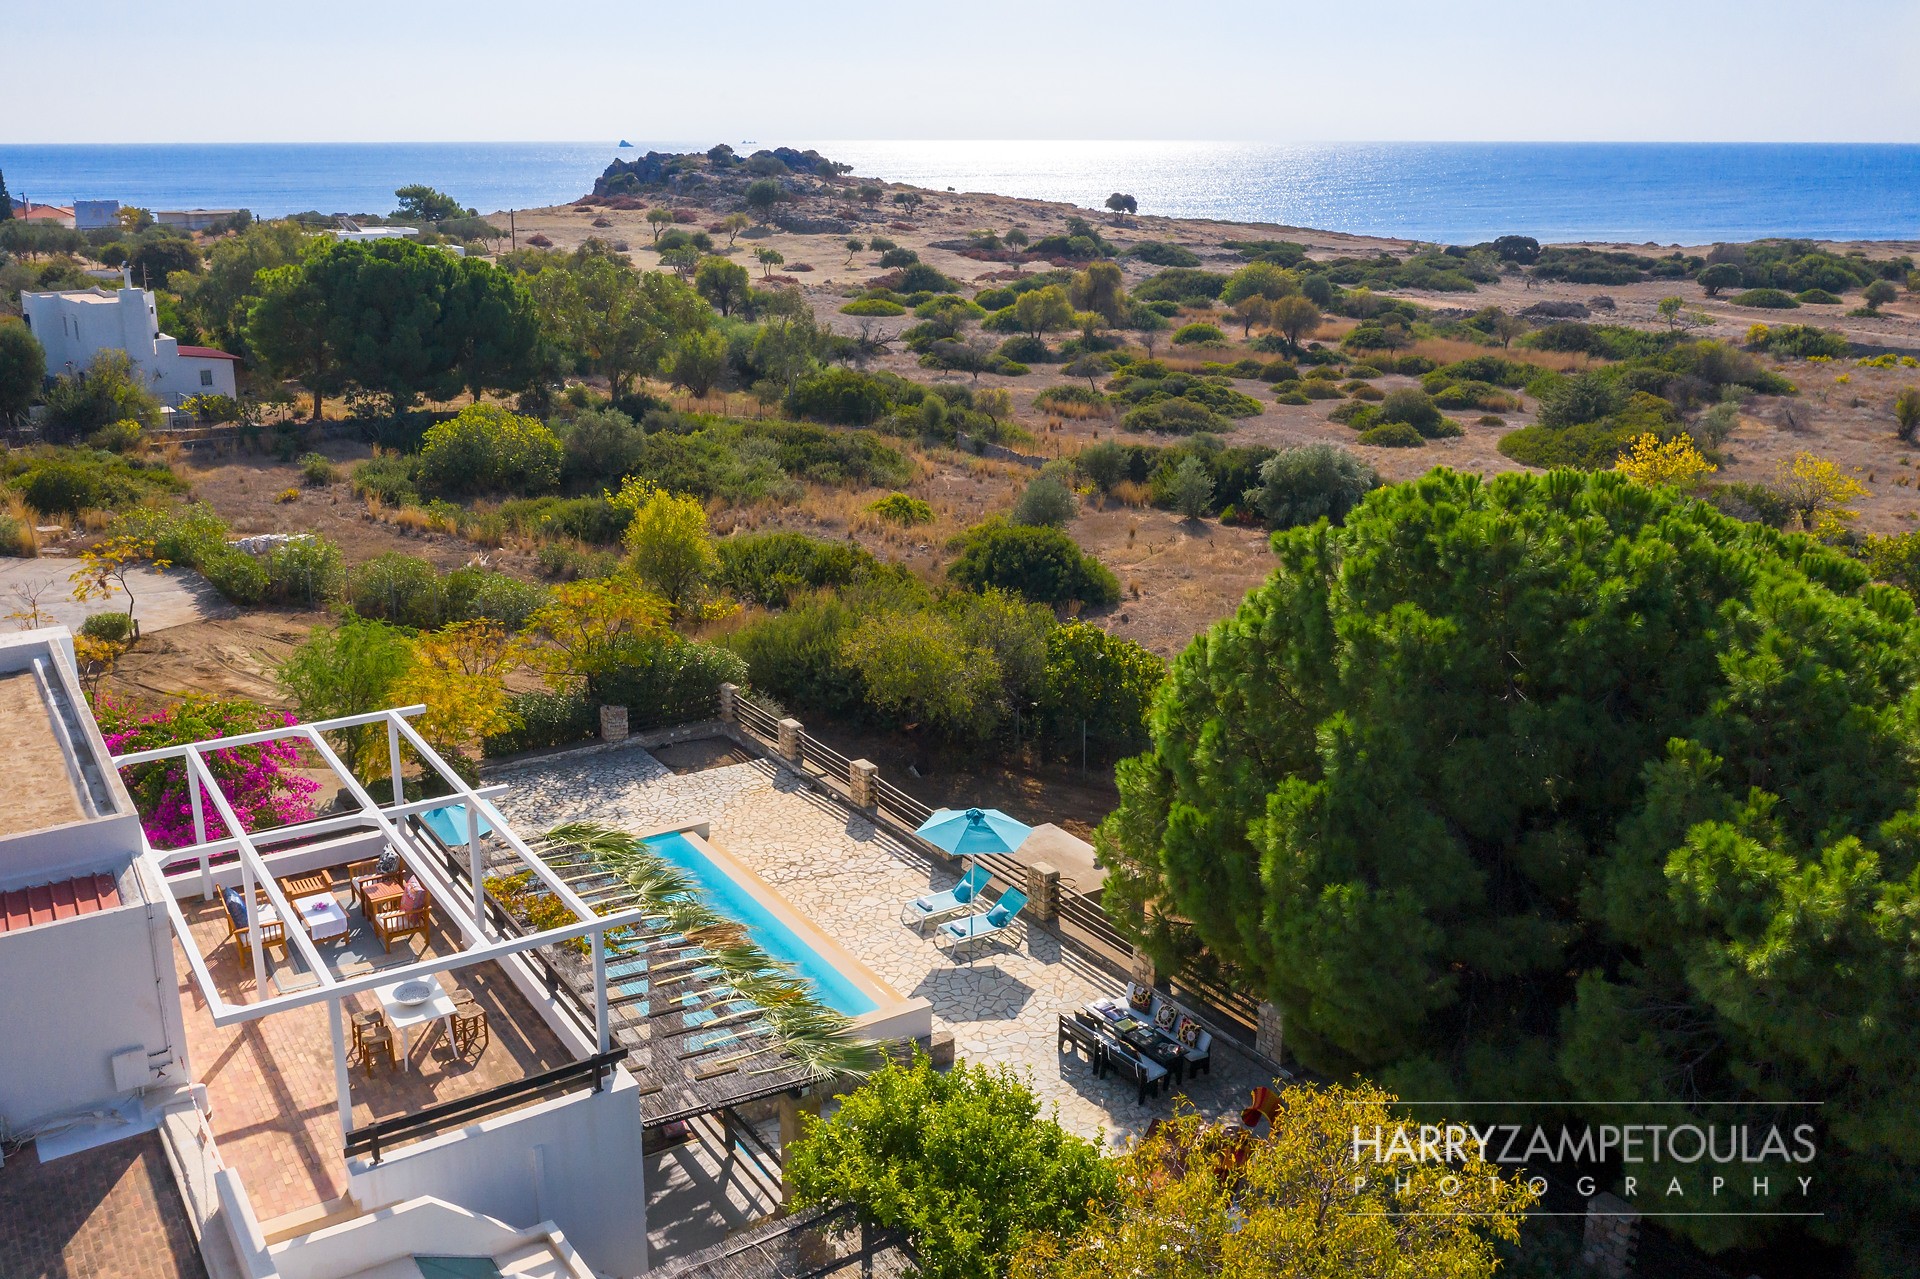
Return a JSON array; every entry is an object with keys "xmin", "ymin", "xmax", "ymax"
[{"xmin": 21, "ymin": 283, "xmax": 239, "ymax": 406}]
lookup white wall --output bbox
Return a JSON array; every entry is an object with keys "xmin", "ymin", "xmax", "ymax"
[
  {"xmin": 348, "ymin": 1071, "xmax": 651, "ymax": 1276},
  {"xmin": 0, "ymin": 883, "xmax": 187, "ymax": 1131},
  {"xmin": 20, "ymin": 286, "xmax": 236, "ymax": 406}
]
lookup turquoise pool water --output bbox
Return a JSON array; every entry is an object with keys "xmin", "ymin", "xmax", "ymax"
[{"xmin": 643, "ymin": 831, "xmax": 878, "ymax": 1018}]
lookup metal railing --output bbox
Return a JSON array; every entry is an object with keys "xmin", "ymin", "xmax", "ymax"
[
  {"xmin": 726, "ymin": 690, "xmax": 1267, "ymax": 1045},
  {"xmin": 344, "ymin": 1049, "xmax": 628, "ymax": 1164}
]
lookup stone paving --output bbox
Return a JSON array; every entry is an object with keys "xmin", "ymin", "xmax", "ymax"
[
  {"xmin": 489, "ymin": 742, "xmax": 1272, "ymax": 1148},
  {"xmin": 0, "ymin": 1131, "xmax": 207, "ymax": 1279}
]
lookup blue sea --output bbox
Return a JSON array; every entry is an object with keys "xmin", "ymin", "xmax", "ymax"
[{"xmin": 4, "ymin": 140, "xmax": 1917, "ymax": 244}]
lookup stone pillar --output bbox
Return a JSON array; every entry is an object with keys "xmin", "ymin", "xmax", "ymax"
[
  {"xmin": 1127, "ymin": 947, "xmax": 1155, "ymax": 990},
  {"xmin": 777, "ymin": 717, "xmax": 804, "ymax": 765},
  {"xmin": 1579, "ymin": 1193, "xmax": 1641, "ymax": 1277},
  {"xmin": 849, "ymin": 759, "xmax": 878, "ymax": 809},
  {"xmin": 777, "ymin": 1090, "xmax": 823, "ymax": 1202},
  {"xmin": 1256, "ymin": 1001, "xmax": 1284, "ymax": 1067},
  {"xmin": 718, "ymin": 681, "xmax": 739, "ymax": 723},
  {"xmin": 598, "ymin": 704, "xmax": 629, "ymax": 742},
  {"xmin": 1026, "ymin": 861, "xmax": 1060, "ymax": 924}
]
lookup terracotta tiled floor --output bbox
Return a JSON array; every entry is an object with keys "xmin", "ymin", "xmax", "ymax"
[
  {"xmin": 174, "ymin": 885, "xmax": 574, "ymax": 1221},
  {"xmin": 0, "ymin": 1131, "xmax": 207, "ymax": 1279}
]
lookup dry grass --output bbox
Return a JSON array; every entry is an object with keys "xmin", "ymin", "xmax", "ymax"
[
  {"xmin": 0, "ymin": 494, "xmax": 40, "ymax": 557},
  {"xmin": 1109, "ymin": 481, "xmax": 1153, "ymax": 507},
  {"xmin": 1037, "ymin": 398, "xmax": 1114, "ymax": 421},
  {"xmin": 1401, "ymin": 336, "xmax": 1591, "ymax": 373}
]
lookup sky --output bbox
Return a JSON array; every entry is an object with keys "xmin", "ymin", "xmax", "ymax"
[{"xmin": 10, "ymin": 0, "xmax": 1920, "ymax": 144}]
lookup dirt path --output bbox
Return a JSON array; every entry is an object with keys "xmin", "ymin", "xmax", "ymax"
[{"xmin": 98, "ymin": 611, "xmax": 323, "ymax": 708}]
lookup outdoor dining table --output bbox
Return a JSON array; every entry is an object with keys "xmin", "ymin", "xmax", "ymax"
[
  {"xmin": 1088, "ymin": 999, "xmax": 1187, "ymax": 1085},
  {"xmin": 374, "ymin": 974, "xmax": 459, "ymax": 1070},
  {"xmin": 292, "ymin": 892, "xmax": 349, "ymax": 943}
]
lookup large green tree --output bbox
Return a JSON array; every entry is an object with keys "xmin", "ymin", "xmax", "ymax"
[
  {"xmin": 441, "ymin": 254, "xmax": 542, "ymax": 401},
  {"xmin": 786, "ymin": 1054, "xmax": 1116, "ymax": 1279},
  {"xmin": 178, "ymin": 220, "xmax": 313, "ymax": 356},
  {"xmin": 1101, "ymin": 468, "xmax": 1920, "ymax": 1272},
  {"xmin": 529, "ymin": 248, "xmax": 710, "ymax": 399},
  {"xmin": 0, "ymin": 320, "xmax": 45, "ymax": 429}
]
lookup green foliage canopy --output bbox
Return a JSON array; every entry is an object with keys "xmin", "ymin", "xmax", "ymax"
[
  {"xmin": 1100, "ymin": 468, "xmax": 1920, "ymax": 1269},
  {"xmin": 785, "ymin": 1054, "xmax": 1117, "ymax": 1279}
]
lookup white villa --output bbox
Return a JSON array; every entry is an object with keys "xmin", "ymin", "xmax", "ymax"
[
  {"xmin": 21, "ymin": 284, "xmax": 239, "ymax": 406},
  {"xmin": 0, "ymin": 628, "xmax": 645, "ymax": 1278}
]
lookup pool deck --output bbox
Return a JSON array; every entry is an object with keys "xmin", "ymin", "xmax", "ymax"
[{"xmin": 487, "ymin": 743, "xmax": 1270, "ymax": 1148}]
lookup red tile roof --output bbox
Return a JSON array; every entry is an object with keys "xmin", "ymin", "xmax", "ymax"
[
  {"xmin": 0, "ymin": 874, "xmax": 122, "ymax": 934},
  {"xmin": 175, "ymin": 345, "xmax": 239, "ymax": 360}
]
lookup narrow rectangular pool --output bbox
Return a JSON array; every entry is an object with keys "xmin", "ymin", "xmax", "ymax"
[{"xmin": 643, "ymin": 830, "xmax": 878, "ymax": 1017}]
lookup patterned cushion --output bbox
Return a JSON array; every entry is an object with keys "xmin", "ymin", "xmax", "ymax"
[
  {"xmin": 375, "ymin": 848, "xmax": 400, "ymax": 875},
  {"xmin": 1176, "ymin": 1015, "xmax": 1203, "ymax": 1048},
  {"xmin": 1127, "ymin": 982, "xmax": 1154, "ymax": 1013},
  {"xmin": 399, "ymin": 876, "xmax": 425, "ymax": 912},
  {"xmin": 1155, "ymin": 1003, "xmax": 1178, "ymax": 1031}
]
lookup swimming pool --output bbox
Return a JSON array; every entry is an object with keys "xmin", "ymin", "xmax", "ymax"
[{"xmin": 643, "ymin": 830, "xmax": 878, "ymax": 1018}]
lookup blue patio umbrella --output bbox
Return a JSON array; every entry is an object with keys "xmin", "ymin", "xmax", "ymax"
[{"xmin": 915, "ymin": 807, "xmax": 1033, "ymax": 857}]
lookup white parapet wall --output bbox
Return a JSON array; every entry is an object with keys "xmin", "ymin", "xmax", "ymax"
[{"xmin": 346, "ymin": 1069, "xmax": 651, "ymax": 1276}]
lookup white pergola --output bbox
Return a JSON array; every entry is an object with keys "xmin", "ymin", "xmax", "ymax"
[{"xmin": 113, "ymin": 705, "xmax": 647, "ymax": 1138}]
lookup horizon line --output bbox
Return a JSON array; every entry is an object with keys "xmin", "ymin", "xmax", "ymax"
[{"xmin": 7, "ymin": 137, "xmax": 1920, "ymax": 148}]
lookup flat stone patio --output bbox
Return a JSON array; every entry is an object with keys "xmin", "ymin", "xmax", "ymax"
[{"xmin": 488, "ymin": 742, "xmax": 1271, "ymax": 1147}]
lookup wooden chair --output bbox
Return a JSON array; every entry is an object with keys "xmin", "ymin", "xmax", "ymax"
[
  {"xmin": 356, "ymin": 1021, "xmax": 396, "ymax": 1075},
  {"xmin": 372, "ymin": 897, "xmax": 431, "ymax": 954},
  {"xmin": 450, "ymin": 991, "xmax": 489, "ymax": 1058},
  {"xmin": 348, "ymin": 858, "xmax": 401, "ymax": 916},
  {"xmin": 222, "ymin": 888, "xmax": 286, "ymax": 965}
]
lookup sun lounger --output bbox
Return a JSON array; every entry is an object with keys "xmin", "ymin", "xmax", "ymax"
[
  {"xmin": 933, "ymin": 886, "xmax": 1028, "ymax": 960},
  {"xmin": 899, "ymin": 864, "xmax": 991, "ymax": 933}
]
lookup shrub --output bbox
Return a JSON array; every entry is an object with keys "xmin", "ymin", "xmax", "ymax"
[
  {"xmin": 87, "ymin": 419, "xmax": 144, "ymax": 453},
  {"xmin": 559, "ymin": 407, "xmax": 646, "ymax": 487},
  {"xmin": 870, "ymin": 492, "xmax": 933, "ymax": 525},
  {"xmin": 351, "ymin": 452, "xmax": 422, "ymax": 505},
  {"xmin": 893, "ymin": 263, "xmax": 962, "ymax": 294},
  {"xmin": 445, "ymin": 567, "xmax": 547, "ymax": 629},
  {"xmin": 1750, "ymin": 324, "xmax": 1849, "ymax": 360},
  {"xmin": 81, "ymin": 611, "xmax": 136, "ymax": 643},
  {"xmin": 717, "ymin": 531, "xmax": 878, "ymax": 606},
  {"xmin": 1075, "ymin": 441, "xmax": 1129, "ymax": 494},
  {"xmin": 587, "ymin": 637, "xmax": 749, "ymax": 730},
  {"xmin": 1499, "ymin": 419, "xmax": 1641, "ymax": 469},
  {"xmin": 196, "ymin": 545, "xmax": 269, "ymax": 604},
  {"xmin": 16, "ymin": 453, "xmax": 183, "ymax": 515},
  {"xmin": 1796, "ymin": 289, "xmax": 1843, "ymax": 305},
  {"xmin": 1133, "ymin": 269, "xmax": 1228, "ymax": 305},
  {"xmin": 1730, "ymin": 288, "xmax": 1800, "ymax": 309},
  {"xmin": 948, "ymin": 521, "xmax": 1120, "ymax": 607},
  {"xmin": 1357, "ymin": 421, "xmax": 1425, "ymax": 447},
  {"xmin": 1171, "ymin": 322, "xmax": 1227, "ymax": 346},
  {"xmin": 995, "ymin": 334, "xmax": 1054, "ymax": 364},
  {"xmin": 1375, "ymin": 388, "xmax": 1444, "ymax": 433},
  {"xmin": 347, "ymin": 552, "xmax": 446, "ymax": 628},
  {"xmin": 41, "ymin": 351, "xmax": 161, "ymax": 442},
  {"xmin": 1010, "ymin": 475, "xmax": 1078, "ymax": 528},
  {"xmin": 1126, "ymin": 241, "xmax": 1200, "ymax": 267},
  {"xmin": 840, "ymin": 297, "xmax": 906, "ymax": 317},
  {"xmin": 785, "ymin": 368, "xmax": 895, "ymax": 426},
  {"xmin": 1121, "ymin": 399, "xmax": 1230, "ymax": 435},
  {"xmin": 417, "ymin": 404, "xmax": 563, "ymax": 497},
  {"xmin": 482, "ymin": 689, "xmax": 596, "ymax": 757},
  {"xmin": 261, "ymin": 536, "xmax": 345, "ymax": 608},
  {"xmin": 877, "ymin": 247, "xmax": 920, "ymax": 269},
  {"xmin": 299, "ymin": 452, "xmax": 339, "ymax": 486},
  {"xmin": 1249, "ymin": 443, "xmax": 1381, "ymax": 529}
]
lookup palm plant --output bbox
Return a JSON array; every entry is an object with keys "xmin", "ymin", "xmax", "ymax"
[{"xmin": 540, "ymin": 821, "xmax": 884, "ymax": 1081}]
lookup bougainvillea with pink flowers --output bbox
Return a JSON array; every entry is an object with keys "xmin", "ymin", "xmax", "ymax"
[{"xmin": 93, "ymin": 695, "xmax": 322, "ymax": 849}]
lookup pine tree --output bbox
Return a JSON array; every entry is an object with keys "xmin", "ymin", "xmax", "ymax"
[{"xmin": 1100, "ymin": 467, "xmax": 1920, "ymax": 1271}]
